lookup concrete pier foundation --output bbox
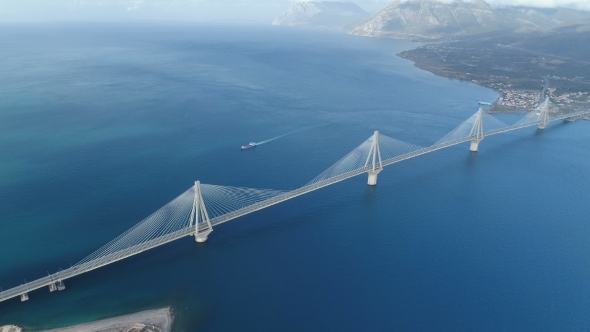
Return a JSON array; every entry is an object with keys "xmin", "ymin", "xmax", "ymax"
[
  {"xmin": 195, "ymin": 230, "xmax": 212, "ymax": 243},
  {"xmin": 367, "ymin": 170, "xmax": 381, "ymax": 186},
  {"xmin": 20, "ymin": 293, "xmax": 28, "ymax": 302},
  {"xmin": 470, "ymin": 139, "xmax": 481, "ymax": 152},
  {"xmin": 49, "ymin": 283, "xmax": 57, "ymax": 292}
]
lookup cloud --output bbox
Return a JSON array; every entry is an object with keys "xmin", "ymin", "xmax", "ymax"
[
  {"xmin": 1, "ymin": 0, "xmax": 588, "ymax": 23},
  {"xmin": 126, "ymin": 0, "xmax": 144, "ymax": 10},
  {"xmin": 290, "ymin": 0, "xmax": 590, "ymax": 11},
  {"xmin": 485, "ymin": 0, "xmax": 590, "ymax": 11}
]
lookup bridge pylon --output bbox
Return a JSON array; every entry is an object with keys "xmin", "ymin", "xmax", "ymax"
[
  {"xmin": 191, "ymin": 181, "xmax": 213, "ymax": 242},
  {"xmin": 365, "ymin": 131, "xmax": 383, "ymax": 185},
  {"xmin": 469, "ymin": 108, "xmax": 485, "ymax": 152},
  {"xmin": 537, "ymin": 97, "xmax": 550, "ymax": 129}
]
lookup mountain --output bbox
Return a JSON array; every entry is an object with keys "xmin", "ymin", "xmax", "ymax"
[
  {"xmin": 350, "ymin": 0, "xmax": 590, "ymax": 40},
  {"xmin": 272, "ymin": 1, "xmax": 369, "ymax": 29},
  {"xmin": 495, "ymin": 7, "xmax": 590, "ymax": 30}
]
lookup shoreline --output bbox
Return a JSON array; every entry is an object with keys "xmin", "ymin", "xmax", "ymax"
[
  {"xmin": 394, "ymin": 31, "xmax": 590, "ymax": 113},
  {"xmin": 37, "ymin": 307, "xmax": 172, "ymax": 332}
]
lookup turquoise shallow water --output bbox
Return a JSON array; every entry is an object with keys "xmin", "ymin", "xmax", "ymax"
[{"xmin": 1, "ymin": 23, "xmax": 589, "ymax": 331}]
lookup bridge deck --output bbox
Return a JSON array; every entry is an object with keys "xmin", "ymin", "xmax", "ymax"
[{"xmin": 1, "ymin": 110, "xmax": 587, "ymax": 304}]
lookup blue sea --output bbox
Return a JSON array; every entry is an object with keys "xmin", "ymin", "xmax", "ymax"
[{"xmin": 1, "ymin": 23, "xmax": 589, "ymax": 331}]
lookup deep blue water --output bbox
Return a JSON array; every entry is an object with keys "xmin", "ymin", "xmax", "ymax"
[{"xmin": 1, "ymin": 23, "xmax": 589, "ymax": 331}]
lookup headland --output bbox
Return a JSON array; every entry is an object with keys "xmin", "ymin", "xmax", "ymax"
[
  {"xmin": 397, "ymin": 25, "xmax": 590, "ymax": 114},
  {"xmin": 36, "ymin": 308, "xmax": 172, "ymax": 332}
]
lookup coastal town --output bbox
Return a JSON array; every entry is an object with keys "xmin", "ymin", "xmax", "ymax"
[
  {"xmin": 485, "ymin": 81, "xmax": 590, "ymax": 112},
  {"xmin": 398, "ymin": 27, "xmax": 590, "ymax": 116},
  {"xmin": 493, "ymin": 85, "xmax": 540, "ymax": 111},
  {"xmin": 549, "ymin": 89, "xmax": 589, "ymax": 104}
]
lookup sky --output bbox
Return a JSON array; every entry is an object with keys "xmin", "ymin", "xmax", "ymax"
[{"xmin": 0, "ymin": 0, "xmax": 588, "ymax": 23}]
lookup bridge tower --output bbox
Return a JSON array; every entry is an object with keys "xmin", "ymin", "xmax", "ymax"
[
  {"xmin": 191, "ymin": 181, "xmax": 213, "ymax": 242},
  {"xmin": 365, "ymin": 131, "xmax": 383, "ymax": 185},
  {"xmin": 537, "ymin": 97, "xmax": 550, "ymax": 129},
  {"xmin": 469, "ymin": 108, "xmax": 485, "ymax": 152}
]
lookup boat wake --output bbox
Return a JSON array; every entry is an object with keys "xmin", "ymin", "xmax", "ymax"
[
  {"xmin": 241, "ymin": 125, "xmax": 324, "ymax": 150},
  {"xmin": 255, "ymin": 125, "xmax": 323, "ymax": 145}
]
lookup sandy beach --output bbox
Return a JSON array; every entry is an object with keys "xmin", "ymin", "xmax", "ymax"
[{"xmin": 38, "ymin": 307, "xmax": 172, "ymax": 332}]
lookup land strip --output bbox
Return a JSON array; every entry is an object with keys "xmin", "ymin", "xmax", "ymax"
[
  {"xmin": 38, "ymin": 308, "xmax": 172, "ymax": 332},
  {"xmin": 397, "ymin": 24, "xmax": 590, "ymax": 113}
]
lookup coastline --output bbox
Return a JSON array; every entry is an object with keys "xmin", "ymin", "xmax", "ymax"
[
  {"xmin": 393, "ymin": 32, "xmax": 590, "ymax": 113},
  {"xmin": 37, "ymin": 308, "xmax": 172, "ymax": 332}
]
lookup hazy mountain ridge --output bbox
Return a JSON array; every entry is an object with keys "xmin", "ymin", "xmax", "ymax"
[
  {"xmin": 496, "ymin": 6, "xmax": 590, "ymax": 30},
  {"xmin": 272, "ymin": 1, "xmax": 368, "ymax": 29},
  {"xmin": 350, "ymin": 0, "xmax": 590, "ymax": 39}
]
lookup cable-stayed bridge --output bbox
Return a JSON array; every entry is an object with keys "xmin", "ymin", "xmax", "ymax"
[{"xmin": 1, "ymin": 98, "xmax": 588, "ymax": 304}]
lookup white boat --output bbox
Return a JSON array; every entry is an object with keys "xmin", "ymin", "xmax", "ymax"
[{"xmin": 241, "ymin": 142, "xmax": 257, "ymax": 150}]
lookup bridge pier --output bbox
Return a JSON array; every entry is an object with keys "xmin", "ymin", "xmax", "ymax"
[
  {"xmin": 192, "ymin": 181, "xmax": 214, "ymax": 243},
  {"xmin": 468, "ymin": 108, "xmax": 484, "ymax": 152},
  {"xmin": 537, "ymin": 97, "xmax": 550, "ymax": 129},
  {"xmin": 365, "ymin": 131, "xmax": 383, "ymax": 186},
  {"xmin": 195, "ymin": 230, "xmax": 212, "ymax": 243},
  {"xmin": 49, "ymin": 283, "xmax": 57, "ymax": 292},
  {"xmin": 470, "ymin": 139, "xmax": 482, "ymax": 152},
  {"xmin": 57, "ymin": 280, "xmax": 65, "ymax": 291},
  {"xmin": 20, "ymin": 293, "xmax": 28, "ymax": 302},
  {"xmin": 367, "ymin": 170, "xmax": 381, "ymax": 186}
]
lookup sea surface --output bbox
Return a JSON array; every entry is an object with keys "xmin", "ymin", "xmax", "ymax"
[{"xmin": 1, "ymin": 23, "xmax": 589, "ymax": 331}]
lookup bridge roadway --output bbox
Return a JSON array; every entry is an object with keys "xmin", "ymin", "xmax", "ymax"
[{"xmin": 1, "ymin": 110, "xmax": 588, "ymax": 304}]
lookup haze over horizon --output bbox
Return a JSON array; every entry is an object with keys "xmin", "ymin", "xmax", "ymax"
[{"xmin": 1, "ymin": 0, "xmax": 589, "ymax": 23}]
